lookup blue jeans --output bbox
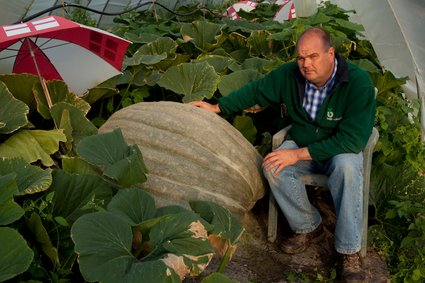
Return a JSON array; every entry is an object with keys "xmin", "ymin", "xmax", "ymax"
[{"xmin": 263, "ymin": 140, "xmax": 363, "ymax": 254}]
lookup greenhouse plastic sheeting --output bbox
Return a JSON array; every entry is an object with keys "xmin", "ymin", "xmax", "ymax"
[
  {"xmin": 332, "ymin": 0, "xmax": 425, "ymax": 133},
  {"xmin": 0, "ymin": 0, "xmax": 226, "ymax": 28}
]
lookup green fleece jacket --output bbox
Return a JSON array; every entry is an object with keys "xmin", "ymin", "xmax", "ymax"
[{"xmin": 218, "ymin": 55, "xmax": 376, "ymax": 161}]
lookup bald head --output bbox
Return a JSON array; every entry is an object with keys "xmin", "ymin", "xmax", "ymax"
[{"xmin": 296, "ymin": 27, "xmax": 332, "ymax": 53}]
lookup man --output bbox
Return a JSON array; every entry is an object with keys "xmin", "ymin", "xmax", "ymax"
[{"xmin": 190, "ymin": 27, "xmax": 375, "ymax": 282}]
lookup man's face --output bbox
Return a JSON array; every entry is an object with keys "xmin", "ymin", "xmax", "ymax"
[{"xmin": 296, "ymin": 34, "xmax": 335, "ymax": 87}]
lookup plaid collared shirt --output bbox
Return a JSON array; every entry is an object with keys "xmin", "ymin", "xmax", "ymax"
[{"xmin": 303, "ymin": 58, "xmax": 338, "ymax": 120}]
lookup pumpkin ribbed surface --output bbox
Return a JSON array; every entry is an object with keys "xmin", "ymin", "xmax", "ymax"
[{"xmin": 99, "ymin": 101, "xmax": 266, "ymax": 216}]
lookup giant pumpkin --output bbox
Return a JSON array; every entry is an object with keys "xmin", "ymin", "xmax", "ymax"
[{"xmin": 99, "ymin": 101, "xmax": 266, "ymax": 217}]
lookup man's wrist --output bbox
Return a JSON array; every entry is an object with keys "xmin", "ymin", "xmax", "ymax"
[{"xmin": 296, "ymin": 147, "xmax": 312, "ymax": 161}]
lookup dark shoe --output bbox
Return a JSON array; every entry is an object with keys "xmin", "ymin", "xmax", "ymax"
[
  {"xmin": 280, "ymin": 223, "xmax": 324, "ymax": 254},
  {"xmin": 340, "ymin": 252, "xmax": 366, "ymax": 283}
]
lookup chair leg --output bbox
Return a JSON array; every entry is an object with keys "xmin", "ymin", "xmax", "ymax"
[
  {"xmin": 360, "ymin": 186, "xmax": 370, "ymax": 257},
  {"xmin": 268, "ymin": 191, "xmax": 278, "ymax": 242}
]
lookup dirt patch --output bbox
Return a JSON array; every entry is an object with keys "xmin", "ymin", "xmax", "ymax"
[{"xmin": 184, "ymin": 194, "xmax": 390, "ymax": 283}]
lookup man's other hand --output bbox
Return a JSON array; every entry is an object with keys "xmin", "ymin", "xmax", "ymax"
[
  {"xmin": 263, "ymin": 147, "xmax": 312, "ymax": 175},
  {"xmin": 189, "ymin": 101, "xmax": 221, "ymax": 113}
]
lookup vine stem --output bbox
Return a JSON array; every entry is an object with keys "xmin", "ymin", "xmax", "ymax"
[{"xmin": 217, "ymin": 240, "xmax": 232, "ymax": 273}]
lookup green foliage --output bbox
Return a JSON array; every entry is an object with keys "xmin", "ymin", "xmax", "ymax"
[
  {"xmin": 71, "ymin": 188, "xmax": 244, "ymax": 282},
  {"xmin": 0, "ymin": 68, "xmax": 240, "ymax": 283},
  {"xmin": 370, "ymin": 197, "xmax": 425, "ymax": 282},
  {"xmin": 71, "ymin": 189, "xmax": 185, "ymax": 283},
  {"xmin": 0, "ymin": 129, "xmax": 66, "ymax": 166},
  {"xmin": 0, "ymin": 75, "xmax": 148, "ymax": 281},
  {"xmin": 372, "ymin": 71, "xmax": 425, "ymax": 173},
  {"xmin": 66, "ymin": 7, "xmax": 97, "ymax": 27},
  {"xmin": 76, "ymin": 128, "xmax": 148, "ymax": 187},
  {"xmin": 0, "ymin": 227, "xmax": 34, "ymax": 282},
  {"xmin": 0, "ymin": 157, "xmax": 52, "ymax": 195},
  {"xmin": 90, "ymin": 1, "xmax": 367, "ymax": 148},
  {"xmin": 0, "ymin": 81, "xmax": 29, "ymax": 134},
  {"xmin": 190, "ymin": 200, "xmax": 245, "ymax": 273},
  {"xmin": 0, "ymin": 1, "xmax": 424, "ymax": 282},
  {"xmin": 0, "ymin": 173, "xmax": 24, "ymax": 225},
  {"xmin": 157, "ymin": 61, "xmax": 221, "ymax": 102},
  {"xmin": 367, "ymin": 65, "xmax": 425, "ymax": 282}
]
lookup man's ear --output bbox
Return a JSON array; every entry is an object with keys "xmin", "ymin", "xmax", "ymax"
[{"xmin": 328, "ymin": 47, "xmax": 335, "ymax": 57}]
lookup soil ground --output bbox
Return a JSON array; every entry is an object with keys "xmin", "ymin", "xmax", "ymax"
[{"xmin": 184, "ymin": 190, "xmax": 390, "ymax": 283}]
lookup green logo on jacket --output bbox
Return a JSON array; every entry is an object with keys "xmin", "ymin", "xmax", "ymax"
[{"xmin": 327, "ymin": 108, "xmax": 341, "ymax": 121}]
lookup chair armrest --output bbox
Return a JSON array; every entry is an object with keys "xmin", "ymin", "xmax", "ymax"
[{"xmin": 272, "ymin": 125, "xmax": 292, "ymax": 150}]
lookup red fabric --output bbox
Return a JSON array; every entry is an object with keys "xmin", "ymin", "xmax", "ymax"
[
  {"xmin": 0, "ymin": 16, "xmax": 130, "ymax": 72},
  {"xmin": 13, "ymin": 38, "xmax": 62, "ymax": 80}
]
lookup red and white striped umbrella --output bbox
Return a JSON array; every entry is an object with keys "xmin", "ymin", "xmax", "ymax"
[{"xmin": 0, "ymin": 16, "xmax": 130, "ymax": 97}]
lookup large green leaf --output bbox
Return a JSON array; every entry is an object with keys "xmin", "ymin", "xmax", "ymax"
[
  {"xmin": 247, "ymin": 30, "xmax": 274, "ymax": 57},
  {"xmin": 267, "ymin": 28, "xmax": 296, "ymax": 41},
  {"xmin": 155, "ymin": 53, "xmax": 192, "ymax": 72},
  {"xmin": 51, "ymin": 170, "xmax": 113, "ymax": 223},
  {"xmin": 103, "ymin": 145, "xmax": 148, "ymax": 187},
  {"xmin": 238, "ymin": 57, "xmax": 280, "ymax": 73},
  {"xmin": 233, "ymin": 115, "xmax": 257, "ymax": 144},
  {"xmin": 189, "ymin": 200, "xmax": 244, "ymax": 245},
  {"xmin": 26, "ymin": 212, "xmax": 60, "ymax": 266},
  {"xmin": 50, "ymin": 101, "xmax": 98, "ymax": 150},
  {"xmin": 309, "ymin": 12, "xmax": 332, "ymax": 25},
  {"xmin": 0, "ymin": 157, "xmax": 52, "ymax": 195},
  {"xmin": 81, "ymin": 74, "xmax": 121, "ymax": 104},
  {"xmin": 352, "ymin": 59, "xmax": 380, "ymax": 74},
  {"xmin": 106, "ymin": 188, "xmax": 156, "ymax": 225},
  {"xmin": 76, "ymin": 128, "xmax": 148, "ymax": 187},
  {"xmin": 335, "ymin": 18, "xmax": 365, "ymax": 32},
  {"xmin": 124, "ymin": 261, "xmax": 181, "ymax": 283},
  {"xmin": 0, "ymin": 227, "xmax": 33, "ymax": 282},
  {"xmin": 72, "ymin": 211, "xmax": 181, "ymax": 283},
  {"xmin": 0, "ymin": 173, "xmax": 24, "ymax": 225},
  {"xmin": 82, "ymin": 86, "xmax": 119, "ymax": 105},
  {"xmin": 0, "ymin": 81, "xmax": 29, "ymax": 134},
  {"xmin": 76, "ymin": 128, "xmax": 135, "ymax": 165},
  {"xmin": 0, "ymin": 129, "xmax": 66, "ymax": 167},
  {"xmin": 127, "ymin": 67, "xmax": 162, "ymax": 87},
  {"xmin": 149, "ymin": 211, "xmax": 209, "ymax": 250},
  {"xmin": 227, "ymin": 32, "xmax": 249, "ymax": 51},
  {"xmin": 125, "ymin": 37, "xmax": 178, "ymax": 66},
  {"xmin": 54, "ymin": 106, "xmax": 74, "ymax": 152},
  {"xmin": 61, "ymin": 156, "xmax": 97, "ymax": 175},
  {"xmin": 218, "ymin": 69, "xmax": 262, "ymax": 97},
  {"xmin": 181, "ymin": 21, "xmax": 225, "ymax": 52},
  {"xmin": 195, "ymin": 54, "xmax": 236, "ymax": 74},
  {"xmin": 157, "ymin": 61, "xmax": 220, "ymax": 102},
  {"xmin": 72, "ymin": 188, "xmax": 213, "ymax": 282},
  {"xmin": 72, "ymin": 211, "xmax": 137, "ymax": 283},
  {"xmin": 222, "ymin": 19, "xmax": 265, "ymax": 33},
  {"xmin": 0, "ymin": 73, "xmax": 38, "ymax": 109},
  {"xmin": 371, "ymin": 71, "xmax": 407, "ymax": 96},
  {"xmin": 124, "ymin": 32, "xmax": 161, "ymax": 44},
  {"xmin": 147, "ymin": 212, "xmax": 214, "ymax": 276},
  {"xmin": 33, "ymin": 80, "xmax": 91, "ymax": 119}
]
